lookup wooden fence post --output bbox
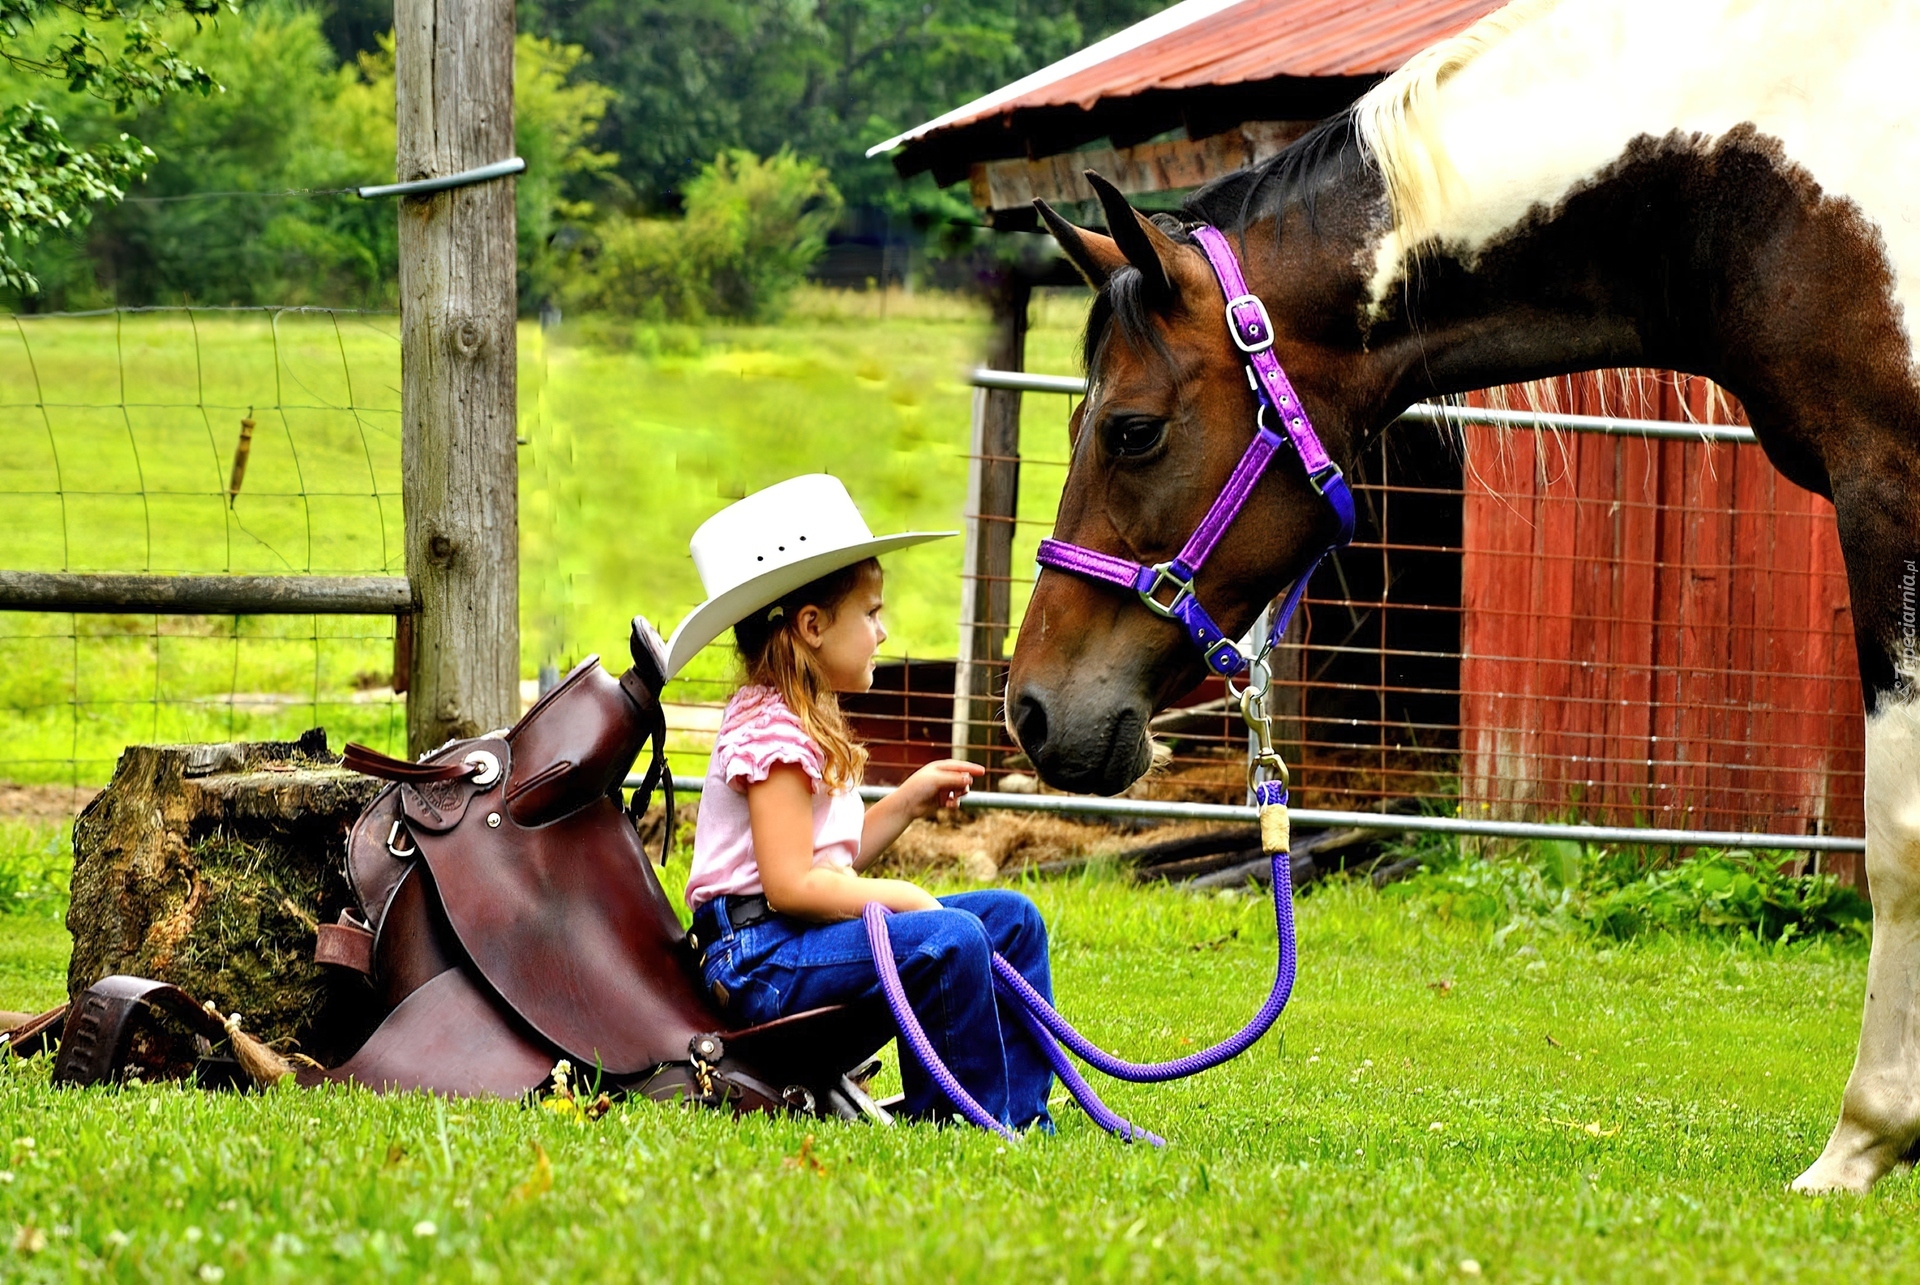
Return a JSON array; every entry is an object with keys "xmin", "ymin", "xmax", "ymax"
[
  {"xmin": 395, "ymin": 0, "xmax": 519, "ymax": 756},
  {"xmin": 952, "ymin": 274, "xmax": 1030, "ymax": 767}
]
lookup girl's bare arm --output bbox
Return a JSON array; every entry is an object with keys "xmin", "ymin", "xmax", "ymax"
[{"xmin": 748, "ymin": 765, "xmax": 939, "ymax": 920}]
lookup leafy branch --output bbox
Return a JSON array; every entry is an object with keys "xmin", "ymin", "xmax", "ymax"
[{"xmin": 0, "ymin": 0, "xmax": 234, "ymax": 290}]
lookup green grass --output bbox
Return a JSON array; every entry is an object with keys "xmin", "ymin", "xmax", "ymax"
[
  {"xmin": 0, "ymin": 291, "xmax": 1091, "ymax": 781},
  {"xmin": 520, "ymin": 288, "xmax": 1087, "ymax": 705},
  {"xmin": 0, "ymin": 308, "xmax": 410, "ymax": 782},
  {"xmin": 0, "ymin": 821, "xmax": 75, "ymax": 1010},
  {"xmin": 1, "ymin": 828, "xmax": 1909, "ymax": 1282},
  {"xmin": 1380, "ymin": 831, "xmax": 1874, "ymax": 947}
]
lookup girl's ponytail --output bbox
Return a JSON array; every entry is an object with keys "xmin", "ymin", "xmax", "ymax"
[{"xmin": 733, "ymin": 559, "xmax": 878, "ymax": 792}]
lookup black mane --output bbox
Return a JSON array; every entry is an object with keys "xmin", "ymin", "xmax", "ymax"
[
  {"xmin": 1080, "ymin": 110, "xmax": 1369, "ymax": 372},
  {"xmin": 1183, "ymin": 110, "xmax": 1366, "ymax": 234}
]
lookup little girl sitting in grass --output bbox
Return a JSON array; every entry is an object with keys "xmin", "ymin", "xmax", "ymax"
[{"xmin": 664, "ymin": 474, "xmax": 1055, "ymax": 1130}]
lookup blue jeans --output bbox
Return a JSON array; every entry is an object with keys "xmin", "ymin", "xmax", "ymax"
[{"xmin": 695, "ymin": 889, "xmax": 1055, "ymax": 1130}]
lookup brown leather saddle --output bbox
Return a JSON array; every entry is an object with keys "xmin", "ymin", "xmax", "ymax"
[{"xmin": 47, "ymin": 619, "xmax": 895, "ymax": 1120}]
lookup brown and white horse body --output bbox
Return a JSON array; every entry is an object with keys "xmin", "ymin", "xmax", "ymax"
[{"xmin": 1008, "ymin": 0, "xmax": 1920, "ymax": 1191}]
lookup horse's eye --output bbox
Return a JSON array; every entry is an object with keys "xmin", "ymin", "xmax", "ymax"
[{"xmin": 1105, "ymin": 416, "xmax": 1166, "ymax": 459}]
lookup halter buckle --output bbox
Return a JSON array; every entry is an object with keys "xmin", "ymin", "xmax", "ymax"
[
  {"xmin": 1203, "ymin": 638, "xmax": 1246, "ymax": 675},
  {"xmin": 1135, "ymin": 561, "xmax": 1195, "ymax": 620},
  {"xmin": 1307, "ymin": 463, "xmax": 1344, "ymax": 498},
  {"xmin": 1224, "ymin": 293, "xmax": 1274, "ymax": 354}
]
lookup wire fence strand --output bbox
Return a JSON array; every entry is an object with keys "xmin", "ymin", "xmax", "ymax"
[
  {"xmin": 0, "ymin": 306, "xmax": 407, "ymax": 789},
  {"xmin": 916, "ymin": 373, "xmax": 1866, "ymax": 843},
  {"xmin": 1, "ymin": 318, "xmax": 1867, "ymax": 852}
]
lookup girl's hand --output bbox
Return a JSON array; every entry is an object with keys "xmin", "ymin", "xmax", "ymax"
[{"xmin": 896, "ymin": 758, "xmax": 988, "ymax": 820}]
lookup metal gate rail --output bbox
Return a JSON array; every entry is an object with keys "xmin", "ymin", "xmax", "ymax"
[
  {"xmin": 969, "ymin": 369, "xmax": 1762, "ymax": 443},
  {"xmin": 656, "ymin": 775, "xmax": 1864, "ymax": 854},
  {"xmin": 927, "ymin": 372, "xmax": 1855, "ymax": 853}
]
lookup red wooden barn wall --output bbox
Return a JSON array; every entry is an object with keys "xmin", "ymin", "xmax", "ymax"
[{"xmin": 1457, "ymin": 372, "xmax": 1865, "ymax": 840}]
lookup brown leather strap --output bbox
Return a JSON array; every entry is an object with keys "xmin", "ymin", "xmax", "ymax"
[
  {"xmin": 343, "ymin": 742, "xmax": 475, "ymax": 784},
  {"xmin": 314, "ymin": 912, "xmax": 375, "ymax": 975},
  {"xmin": 52, "ymin": 976, "xmax": 226, "ymax": 1087},
  {"xmin": 628, "ymin": 738, "xmax": 674, "ymax": 863},
  {"xmin": 2, "ymin": 1003, "xmax": 69, "ymax": 1058},
  {"xmin": 621, "ymin": 665, "xmax": 675, "ymax": 863}
]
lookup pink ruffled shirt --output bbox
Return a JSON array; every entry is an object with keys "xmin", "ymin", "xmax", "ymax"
[{"xmin": 683, "ymin": 685, "xmax": 865, "ymax": 912}]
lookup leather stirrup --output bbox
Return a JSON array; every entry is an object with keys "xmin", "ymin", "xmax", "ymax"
[{"xmin": 52, "ymin": 976, "xmax": 229, "ymax": 1087}]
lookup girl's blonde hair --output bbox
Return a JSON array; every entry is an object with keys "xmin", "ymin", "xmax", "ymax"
[{"xmin": 732, "ymin": 558, "xmax": 879, "ymax": 793}]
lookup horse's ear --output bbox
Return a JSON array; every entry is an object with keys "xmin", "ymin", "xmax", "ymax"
[
  {"xmin": 1034, "ymin": 198, "xmax": 1121, "ymax": 289},
  {"xmin": 1085, "ymin": 171, "xmax": 1176, "ymax": 309}
]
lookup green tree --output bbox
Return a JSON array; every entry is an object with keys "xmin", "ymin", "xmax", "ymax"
[
  {"xmin": 689, "ymin": 148, "xmax": 842, "ymax": 318},
  {"xmin": 4, "ymin": 12, "xmax": 618, "ymax": 309},
  {"xmin": 340, "ymin": 31, "xmax": 618, "ymax": 311},
  {"xmin": 3, "ymin": 3, "xmax": 390, "ymax": 306},
  {"xmin": 0, "ymin": 0, "xmax": 233, "ymax": 290},
  {"xmin": 563, "ymin": 149, "xmax": 842, "ymax": 323},
  {"xmin": 517, "ymin": 0, "xmax": 1168, "ymax": 220}
]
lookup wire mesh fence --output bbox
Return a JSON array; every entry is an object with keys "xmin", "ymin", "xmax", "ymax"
[
  {"xmin": 0, "ymin": 304, "xmax": 1866, "ymax": 853},
  {"xmin": 0, "ymin": 307, "xmax": 407, "ymax": 787},
  {"xmin": 921, "ymin": 368, "xmax": 1866, "ymax": 845},
  {"xmin": 1453, "ymin": 373, "xmax": 1861, "ymax": 840}
]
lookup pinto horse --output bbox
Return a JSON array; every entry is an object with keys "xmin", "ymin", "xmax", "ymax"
[{"xmin": 1006, "ymin": 0, "xmax": 1920, "ymax": 1192}]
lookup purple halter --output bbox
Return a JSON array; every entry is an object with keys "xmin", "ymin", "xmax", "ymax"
[{"xmin": 1035, "ymin": 224, "xmax": 1356, "ymax": 677}]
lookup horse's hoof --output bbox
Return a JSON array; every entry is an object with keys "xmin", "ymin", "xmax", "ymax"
[{"xmin": 1791, "ymin": 1152, "xmax": 1887, "ymax": 1195}]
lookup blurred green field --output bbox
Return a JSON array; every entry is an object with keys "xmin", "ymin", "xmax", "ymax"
[{"xmin": 0, "ymin": 290, "xmax": 1091, "ymax": 783}]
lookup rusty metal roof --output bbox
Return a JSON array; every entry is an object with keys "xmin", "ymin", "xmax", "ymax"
[{"xmin": 873, "ymin": 0, "xmax": 1503, "ymax": 185}]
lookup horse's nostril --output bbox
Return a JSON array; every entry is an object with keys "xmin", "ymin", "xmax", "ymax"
[{"xmin": 1012, "ymin": 691, "xmax": 1050, "ymax": 755}]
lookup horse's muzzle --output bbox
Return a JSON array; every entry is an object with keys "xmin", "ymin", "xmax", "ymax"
[{"xmin": 1008, "ymin": 682, "xmax": 1153, "ymax": 796}]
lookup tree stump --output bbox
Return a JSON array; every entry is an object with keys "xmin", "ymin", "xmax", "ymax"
[{"xmin": 66, "ymin": 731, "xmax": 384, "ymax": 1065}]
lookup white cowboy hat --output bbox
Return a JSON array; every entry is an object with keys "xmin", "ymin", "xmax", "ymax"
[{"xmin": 663, "ymin": 474, "xmax": 954, "ymax": 678}]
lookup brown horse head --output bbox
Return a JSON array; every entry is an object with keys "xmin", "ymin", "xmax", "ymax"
[{"xmin": 1007, "ymin": 158, "xmax": 1396, "ymax": 795}]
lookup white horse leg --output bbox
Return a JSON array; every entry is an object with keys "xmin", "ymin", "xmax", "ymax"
[{"xmin": 1794, "ymin": 693, "xmax": 1920, "ymax": 1193}]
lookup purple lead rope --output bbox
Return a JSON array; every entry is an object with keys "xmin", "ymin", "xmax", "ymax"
[
  {"xmin": 990, "ymin": 858, "xmax": 1294, "ymax": 1083},
  {"xmin": 861, "ymin": 901, "xmax": 1015, "ymax": 1140},
  {"xmin": 862, "ymin": 901, "xmax": 1163, "ymax": 1144},
  {"xmin": 1008, "ymin": 999, "xmax": 1165, "ymax": 1146},
  {"xmin": 863, "ymin": 779, "xmax": 1296, "ymax": 1142},
  {"xmin": 869, "ymin": 227, "xmax": 1330, "ymax": 1138}
]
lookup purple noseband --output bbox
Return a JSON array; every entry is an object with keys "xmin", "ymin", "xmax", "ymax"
[{"xmin": 1036, "ymin": 224, "xmax": 1356, "ymax": 676}]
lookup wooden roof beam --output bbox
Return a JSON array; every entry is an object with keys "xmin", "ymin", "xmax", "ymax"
[{"xmin": 968, "ymin": 121, "xmax": 1314, "ymax": 217}]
